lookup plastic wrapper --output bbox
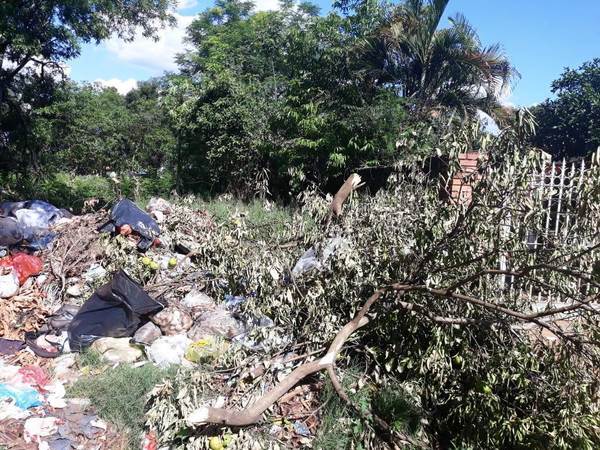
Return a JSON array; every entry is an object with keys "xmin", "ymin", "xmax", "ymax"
[{"xmin": 98, "ymin": 198, "xmax": 160, "ymax": 251}]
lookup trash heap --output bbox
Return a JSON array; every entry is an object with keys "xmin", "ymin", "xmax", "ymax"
[{"xmin": 0, "ymin": 193, "xmax": 349, "ymax": 449}]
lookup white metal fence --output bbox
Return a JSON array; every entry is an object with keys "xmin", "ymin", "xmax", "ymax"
[{"xmin": 503, "ymin": 149, "xmax": 600, "ymax": 317}]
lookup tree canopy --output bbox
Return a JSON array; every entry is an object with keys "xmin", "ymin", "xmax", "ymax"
[
  {"xmin": 530, "ymin": 58, "xmax": 600, "ymax": 158},
  {"xmin": 0, "ymin": 0, "xmax": 175, "ymax": 172}
]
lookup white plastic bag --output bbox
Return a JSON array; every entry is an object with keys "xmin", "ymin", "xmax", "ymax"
[
  {"xmin": 147, "ymin": 335, "xmax": 192, "ymax": 367},
  {"xmin": 0, "ymin": 269, "xmax": 19, "ymax": 298}
]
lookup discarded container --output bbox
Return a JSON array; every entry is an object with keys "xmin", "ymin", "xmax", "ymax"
[
  {"xmin": 147, "ymin": 335, "xmax": 192, "ymax": 367},
  {"xmin": 98, "ymin": 198, "xmax": 160, "ymax": 251},
  {"xmin": 68, "ymin": 269, "xmax": 164, "ymax": 351}
]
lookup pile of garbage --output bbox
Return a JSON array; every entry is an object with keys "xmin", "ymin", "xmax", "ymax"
[
  {"xmin": 1, "ymin": 194, "xmax": 338, "ymax": 449},
  {"xmin": 0, "ymin": 359, "xmax": 123, "ymax": 449}
]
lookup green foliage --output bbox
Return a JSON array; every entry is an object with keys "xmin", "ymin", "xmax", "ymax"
[
  {"xmin": 0, "ymin": 0, "xmax": 175, "ymax": 172},
  {"xmin": 168, "ymin": 0, "xmax": 413, "ymax": 196},
  {"xmin": 146, "ymin": 118, "xmax": 599, "ymax": 448},
  {"xmin": 530, "ymin": 58, "xmax": 600, "ymax": 158},
  {"xmin": 67, "ymin": 363, "xmax": 178, "ymax": 448},
  {"xmin": 32, "ymin": 81, "xmax": 176, "ymax": 175},
  {"xmin": 358, "ymin": 0, "xmax": 516, "ymax": 116},
  {"xmin": 315, "ymin": 369, "xmax": 422, "ymax": 449}
]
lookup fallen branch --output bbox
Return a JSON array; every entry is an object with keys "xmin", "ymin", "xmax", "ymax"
[
  {"xmin": 331, "ymin": 173, "xmax": 364, "ymax": 217},
  {"xmin": 186, "ymin": 278, "xmax": 597, "ymax": 431},
  {"xmin": 186, "ymin": 285, "xmax": 393, "ymax": 427}
]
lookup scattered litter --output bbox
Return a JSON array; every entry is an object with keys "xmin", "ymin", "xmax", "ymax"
[
  {"xmin": 98, "ymin": 198, "xmax": 160, "ymax": 251},
  {"xmin": 83, "ymin": 264, "xmax": 107, "ymax": 283},
  {"xmin": 294, "ymin": 420, "xmax": 311, "ymax": 436},
  {"xmin": 184, "ymin": 336, "xmax": 229, "ymax": 363},
  {"xmin": 133, "ymin": 321, "xmax": 162, "ymax": 345},
  {"xmin": 182, "ymin": 290, "xmax": 214, "ymax": 309},
  {"xmin": 0, "ymin": 200, "xmax": 70, "ymax": 250},
  {"xmin": 0, "ymin": 268, "xmax": 19, "ymax": 298},
  {"xmin": 292, "ymin": 236, "xmax": 349, "ymax": 276},
  {"xmin": 187, "ymin": 306, "xmax": 245, "ymax": 341},
  {"xmin": 0, "ymin": 400, "xmax": 31, "ymax": 420},
  {"xmin": 224, "ymin": 294, "xmax": 246, "ymax": 309},
  {"xmin": 66, "ymin": 284, "xmax": 82, "ymax": 297},
  {"xmin": 147, "ymin": 334, "xmax": 192, "ymax": 367},
  {"xmin": 17, "ymin": 365, "xmax": 50, "ymax": 391},
  {"xmin": 0, "ymin": 253, "xmax": 43, "ymax": 285},
  {"xmin": 91, "ymin": 337, "xmax": 144, "ymax": 364},
  {"xmin": 68, "ymin": 269, "xmax": 164, "ymax": 351},
  {"xmin": 23, "ymin": 416, "xmax": 60, "ymax": 443},
  {"xmin": 0, "ymin": 338, "xmax": 25, "ymax": 355},
  {"xmin": 0, "ymin": 217, "xmax": 22, "ymax": 247},
  {"xmin": 46, "ymin": 382, "xmax": 67, "ymax": 408},
  {"xmin": 147, "ymin": 197, "xmax": 172, "ymax": 215},
  {"xmin": 151, "ymin": 306, "xmax": 193, "ymax": 335},
  {"xmin": 0, "ymin": 384, "xmax": 42, "ymax": 409}
]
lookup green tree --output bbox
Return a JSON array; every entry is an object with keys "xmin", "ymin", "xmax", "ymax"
[
  {"xmin": 32, "ymin": 80, "xmax": 175, "ymax": 176},
  {"xmin": 356, "ymin": 0, "xmax": 517, "ymax": 116},
  {"xmin": 171, "ymin": 0, "xmax": 406, "ymax": 196},
  {"xmin": 0, "ymin": 0, "xmax": 175, "ymax": 172},
  {"xmin": 531, "ymin": 58, "xmax": 600, "ymax": 158}
]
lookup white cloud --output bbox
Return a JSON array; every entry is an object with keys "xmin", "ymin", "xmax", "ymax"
[
  {"xmin": 254, "ymin": 0, "xmax": 281, "ymax": 11},
  {"xmin": 95, "ymin": 78, "xmax": 138, "ymax": 94},
  {"xmin": 104, "ymin": 13, "xmax": 194, "ymax": 73},
  {"xmin": 176, "ymin": 0, "xmax": 198, "ymax": 9}
]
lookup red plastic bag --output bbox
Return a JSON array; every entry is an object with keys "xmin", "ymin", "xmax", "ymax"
[
  {"xmin": 16, "ymin": 365, "xmax": 50, "ymax": 392},
  {"xmin": 0, "ymin": 253, "xmax": 43, "ymax": 285},
  {"xmin": 142, "ymin": 431, "xmax": 157, "ymax": 450}
]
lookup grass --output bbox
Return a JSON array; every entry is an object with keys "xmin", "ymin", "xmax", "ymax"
[
  {"xmin": 67, "ymin": 352, "xmax": 178, "ymax": 449},
  {"xmin": 313, "ymin": 368, "xmax": 422, "ymax": 449},
  {"xmin": 192, "ymin": 197, "xmax": 302, "ymax": 240}
]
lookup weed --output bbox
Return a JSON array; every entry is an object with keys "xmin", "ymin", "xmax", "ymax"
[
  {"xmin": 314, "ymin": 368, "xmax": 422, "ymax": 449},
  {"xmin": 67, "ymin": 362, "xmax": 178, "ymax": 449}
]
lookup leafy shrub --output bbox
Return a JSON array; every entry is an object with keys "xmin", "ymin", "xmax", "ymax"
[
  {"xmin": 0, "ymin": 171, "xmax": 176, "ymax": 212},
  {"xmin": 146, "ymin": 120, "xmax": 599, "ymax": 449}
]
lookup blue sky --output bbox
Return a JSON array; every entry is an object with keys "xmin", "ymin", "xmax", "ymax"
[{"xmin": 70, "ymin": 0, "xmax": 600, "ymax": 106}]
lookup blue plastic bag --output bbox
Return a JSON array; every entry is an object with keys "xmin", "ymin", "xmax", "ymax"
[{"xmin": 0, "ymin": 383, "xmax": 42, "ymax": 409}]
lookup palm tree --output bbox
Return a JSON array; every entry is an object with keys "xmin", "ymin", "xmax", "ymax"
[{"xmin": 358, "ymin": 0, "xmax": 518, "ymax": 116}]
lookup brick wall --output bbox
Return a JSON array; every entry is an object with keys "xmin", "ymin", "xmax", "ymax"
[{"xmin": 449, "ymin": 151, "xmax": 481, "ymax": 202}]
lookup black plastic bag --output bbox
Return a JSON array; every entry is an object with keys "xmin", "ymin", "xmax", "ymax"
[
  {"xmin": 98, "ymin": 198, "xmax": 160, "ymax": 251},
  {"xmin": 68, "ymin": 270, "xmax": 164, "ymax": 351}
]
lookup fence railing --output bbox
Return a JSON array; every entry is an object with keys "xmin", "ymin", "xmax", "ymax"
[{"xmin": 510, "ymin": 148, "xmax": 599, "ymax": 319}]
